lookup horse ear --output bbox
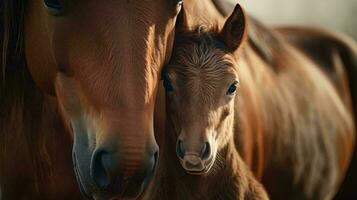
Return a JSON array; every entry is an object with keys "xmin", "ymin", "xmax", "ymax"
[
  {"xmin": 220, "ymin": 4, "xmax": 247, "ymax": 52},
  {"xmin": 175, "ymin": 6, "xmax": 189, "ymax": 33}
]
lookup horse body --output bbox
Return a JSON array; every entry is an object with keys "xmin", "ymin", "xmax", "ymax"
[
  {"xmin": 274, "ymin": 26, "xmax": 357, "ymax": 200},
  {"xmin": 213, "ymin": 1, "xmax": 357, "ymax": 197},
  {"xmin": 207, "ymin": 1, "xmax": 356, "ymax": 198},
  {"xmin": 235, "ymin": 17, "xmax": 355, "ymax": 200}
]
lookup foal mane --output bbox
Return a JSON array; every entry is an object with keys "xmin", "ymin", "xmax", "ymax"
[
  {"xmin": 174, "ymin": 15, "xmax": 289, "ymax": 71},
  {"xmin": 1, "ymin": 0, "xmax": 59, "ymax": 193}
]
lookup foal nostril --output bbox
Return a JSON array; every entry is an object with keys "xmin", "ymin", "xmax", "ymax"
[
  {"xmin": 201, "ymin": 142, "xmax": 211, "ymax": 160},
  {"xmin": 176, "ymin": 139, "xmax": 185, "ymax": 159},
  {"xmin": 91, "ymin": 150, "xmax": 112, "ymax": 189}
]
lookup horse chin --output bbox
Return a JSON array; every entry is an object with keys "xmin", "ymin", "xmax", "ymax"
[
  {"xmin": 183, "ymin": 157, "xmax": 216, "ymax": 176},
  {"xmin": 185, "ymin": 167, "xmax": 210, "ymax": 175}
]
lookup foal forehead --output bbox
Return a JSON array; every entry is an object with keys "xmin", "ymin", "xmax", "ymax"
[
  {"xmin": 169, "ymin": 40, "xmax": 237, "ymax": 105},
  {"xmin": 172, "ymin": 40, "xmax": 237, "ymax": 84}
]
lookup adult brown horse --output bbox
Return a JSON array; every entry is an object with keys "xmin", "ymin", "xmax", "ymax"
[
  {"xmin": 1, "ymin": 0, "xmax": 191, "ymax": 199},
  {"xmin": 0, "ymin": 0, "xmax": 228, "ymax": 199},
  {"xmin": 161, "ymin": 3, "xmax": 356, "ymax": 200},
  {"xmin": 276, "ymin": 26, "xmax": 357, "ymax": 200}
]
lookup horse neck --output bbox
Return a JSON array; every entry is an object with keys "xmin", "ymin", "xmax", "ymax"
[
  {"xmin": 0, "ymin": 64, "xmax": 75, "ymax": 196},
  {"xmin": 232, "ymin": 37, "xmax": 283, "ymax": 179}
]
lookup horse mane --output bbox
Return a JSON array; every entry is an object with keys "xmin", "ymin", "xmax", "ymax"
[
  {"xmin": 0, "ymin": 0, "xmax": 58, "ymax": 194},
  {"xmin": 1, "ymin": 0, "xmax": 26, "ymax": 79}
]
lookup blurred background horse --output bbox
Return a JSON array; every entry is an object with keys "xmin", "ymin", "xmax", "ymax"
[{"xmin": 213, "ymin": 0, "xmax": 357, "ymax": 199}]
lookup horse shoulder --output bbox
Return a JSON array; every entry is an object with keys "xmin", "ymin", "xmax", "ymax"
[{"xmin": 276, "ymin": 26, "xmax": 357, "ymax": 108}]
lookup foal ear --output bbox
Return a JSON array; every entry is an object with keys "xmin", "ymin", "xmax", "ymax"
[
  {"xmin": 175, "ymin": 5, "xmax": 189, "ymax": 33},
  {"xmin": 220, "ymin": 4, "xmax": 247, "ymax": 52}
]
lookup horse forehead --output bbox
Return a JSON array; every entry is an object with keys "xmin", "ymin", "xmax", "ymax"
[
  {"xmin": 53, "ymin": 2, "xmax": 172, "ymax": 101},
  {"xmin": 58, "ymin": 0, "xmax": 173, "ymax": 40},
  {"xmin": 73, "ymin": 0, "xmax": 173, "ymax": 23},
  {"xmin": 176, "ymin": 62, "xmax": 233, "ymax": 94}
]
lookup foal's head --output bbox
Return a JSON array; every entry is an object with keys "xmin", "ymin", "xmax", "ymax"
[{"xmin": 164, "ymin": 5, "xmax": 247, "ymax": 174}]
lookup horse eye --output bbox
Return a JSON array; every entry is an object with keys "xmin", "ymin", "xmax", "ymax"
[
  {"xmin": 44, "ymin": 0, "xmax": 65, "ymax": 15},
  {"xmin": 226, "ymin": 81, "xmax": 238, "ymax": 95},
  {"xmin": 162, "ymin": 73, "xmax": 174, "ymax": 93}
]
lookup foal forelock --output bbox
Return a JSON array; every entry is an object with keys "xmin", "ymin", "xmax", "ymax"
[{"xmin": 171, "ymin": 34, "xmax": 237, "ymax": 106}]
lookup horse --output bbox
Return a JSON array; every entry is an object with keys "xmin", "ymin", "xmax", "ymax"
[
  {"xmin": 275, "ymin": 26, "xmax": 357, "ymax": 200},
  {"xmin": 213, "ymin": 1, "xmax": 357, "ymax": 198},
  {"xmin": 145, "ymin": 5, "xmax": 269, "ymax": 200},
  {"xmin": 157, "ymin": 3, "xmax": 355, "ymax": 200},
  {"xmin": 0, "ymin": 0, "xmax": 186, "ymax": 199}
]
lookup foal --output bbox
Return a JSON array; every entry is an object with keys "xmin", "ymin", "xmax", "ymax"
[
  {"xmin": 150, "ymin": 5, "xmax": 268, "ymax": 200},
  {"xmin": 154, "ymin": 2, "xmax": 355, "ymax": 200}
]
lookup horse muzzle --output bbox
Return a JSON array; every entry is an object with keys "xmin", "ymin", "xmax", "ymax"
[
  {"xmin": 176, "ymin": 139, "xmax": 215, "ymax": 175},
  {"xmin": 72, "ymin": 133, "xmax": 159, "ymax": 199}
]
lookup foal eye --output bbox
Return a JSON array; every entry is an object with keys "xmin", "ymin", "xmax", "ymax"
[
  {"xmin": 226, "ymin": 81, "xmax": 238, "ymax": 96},
  {"xmin": 162, "ymin": 73, "xmax": 174, "ymax": 93},
  {"xmin": 44, "ymin": 0, "xmax": 65, "ymax": 15}
]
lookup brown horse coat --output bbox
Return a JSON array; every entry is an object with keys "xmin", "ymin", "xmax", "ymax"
[
  {"xmin": 213, "ymin": 3, "xmax": 357, "ymax": 199},
  {"xmin": 276, "ymin": 26, "xmax": 357, "ymax": 200},
  {"xmin": 153, "ymin": 3, "xmax": 355, "ymax": 200},
  {"xmin": 244, "ymin": 19, "xmax": 355, "ymax": 200}
]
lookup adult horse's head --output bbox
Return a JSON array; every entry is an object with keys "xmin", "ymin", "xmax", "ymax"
[{"xmin": 24, "ymin": 0, "xmax": 183, "ymax": 198}]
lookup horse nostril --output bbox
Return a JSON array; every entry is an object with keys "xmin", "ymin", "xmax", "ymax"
[
  {"xmin": 91, "ymin": 150, "xmax": 112, "ymax": 189},
  {"xmin": 143, "ymin": 150, "xmax": 159, "ymax": 184},
  {"xmin": 201, "ymin": 142, "xmax": 211, "ymax": 160},
  {"xmin": 176, "ymin": 139, "xmax": 185, "ymax": 159}
]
